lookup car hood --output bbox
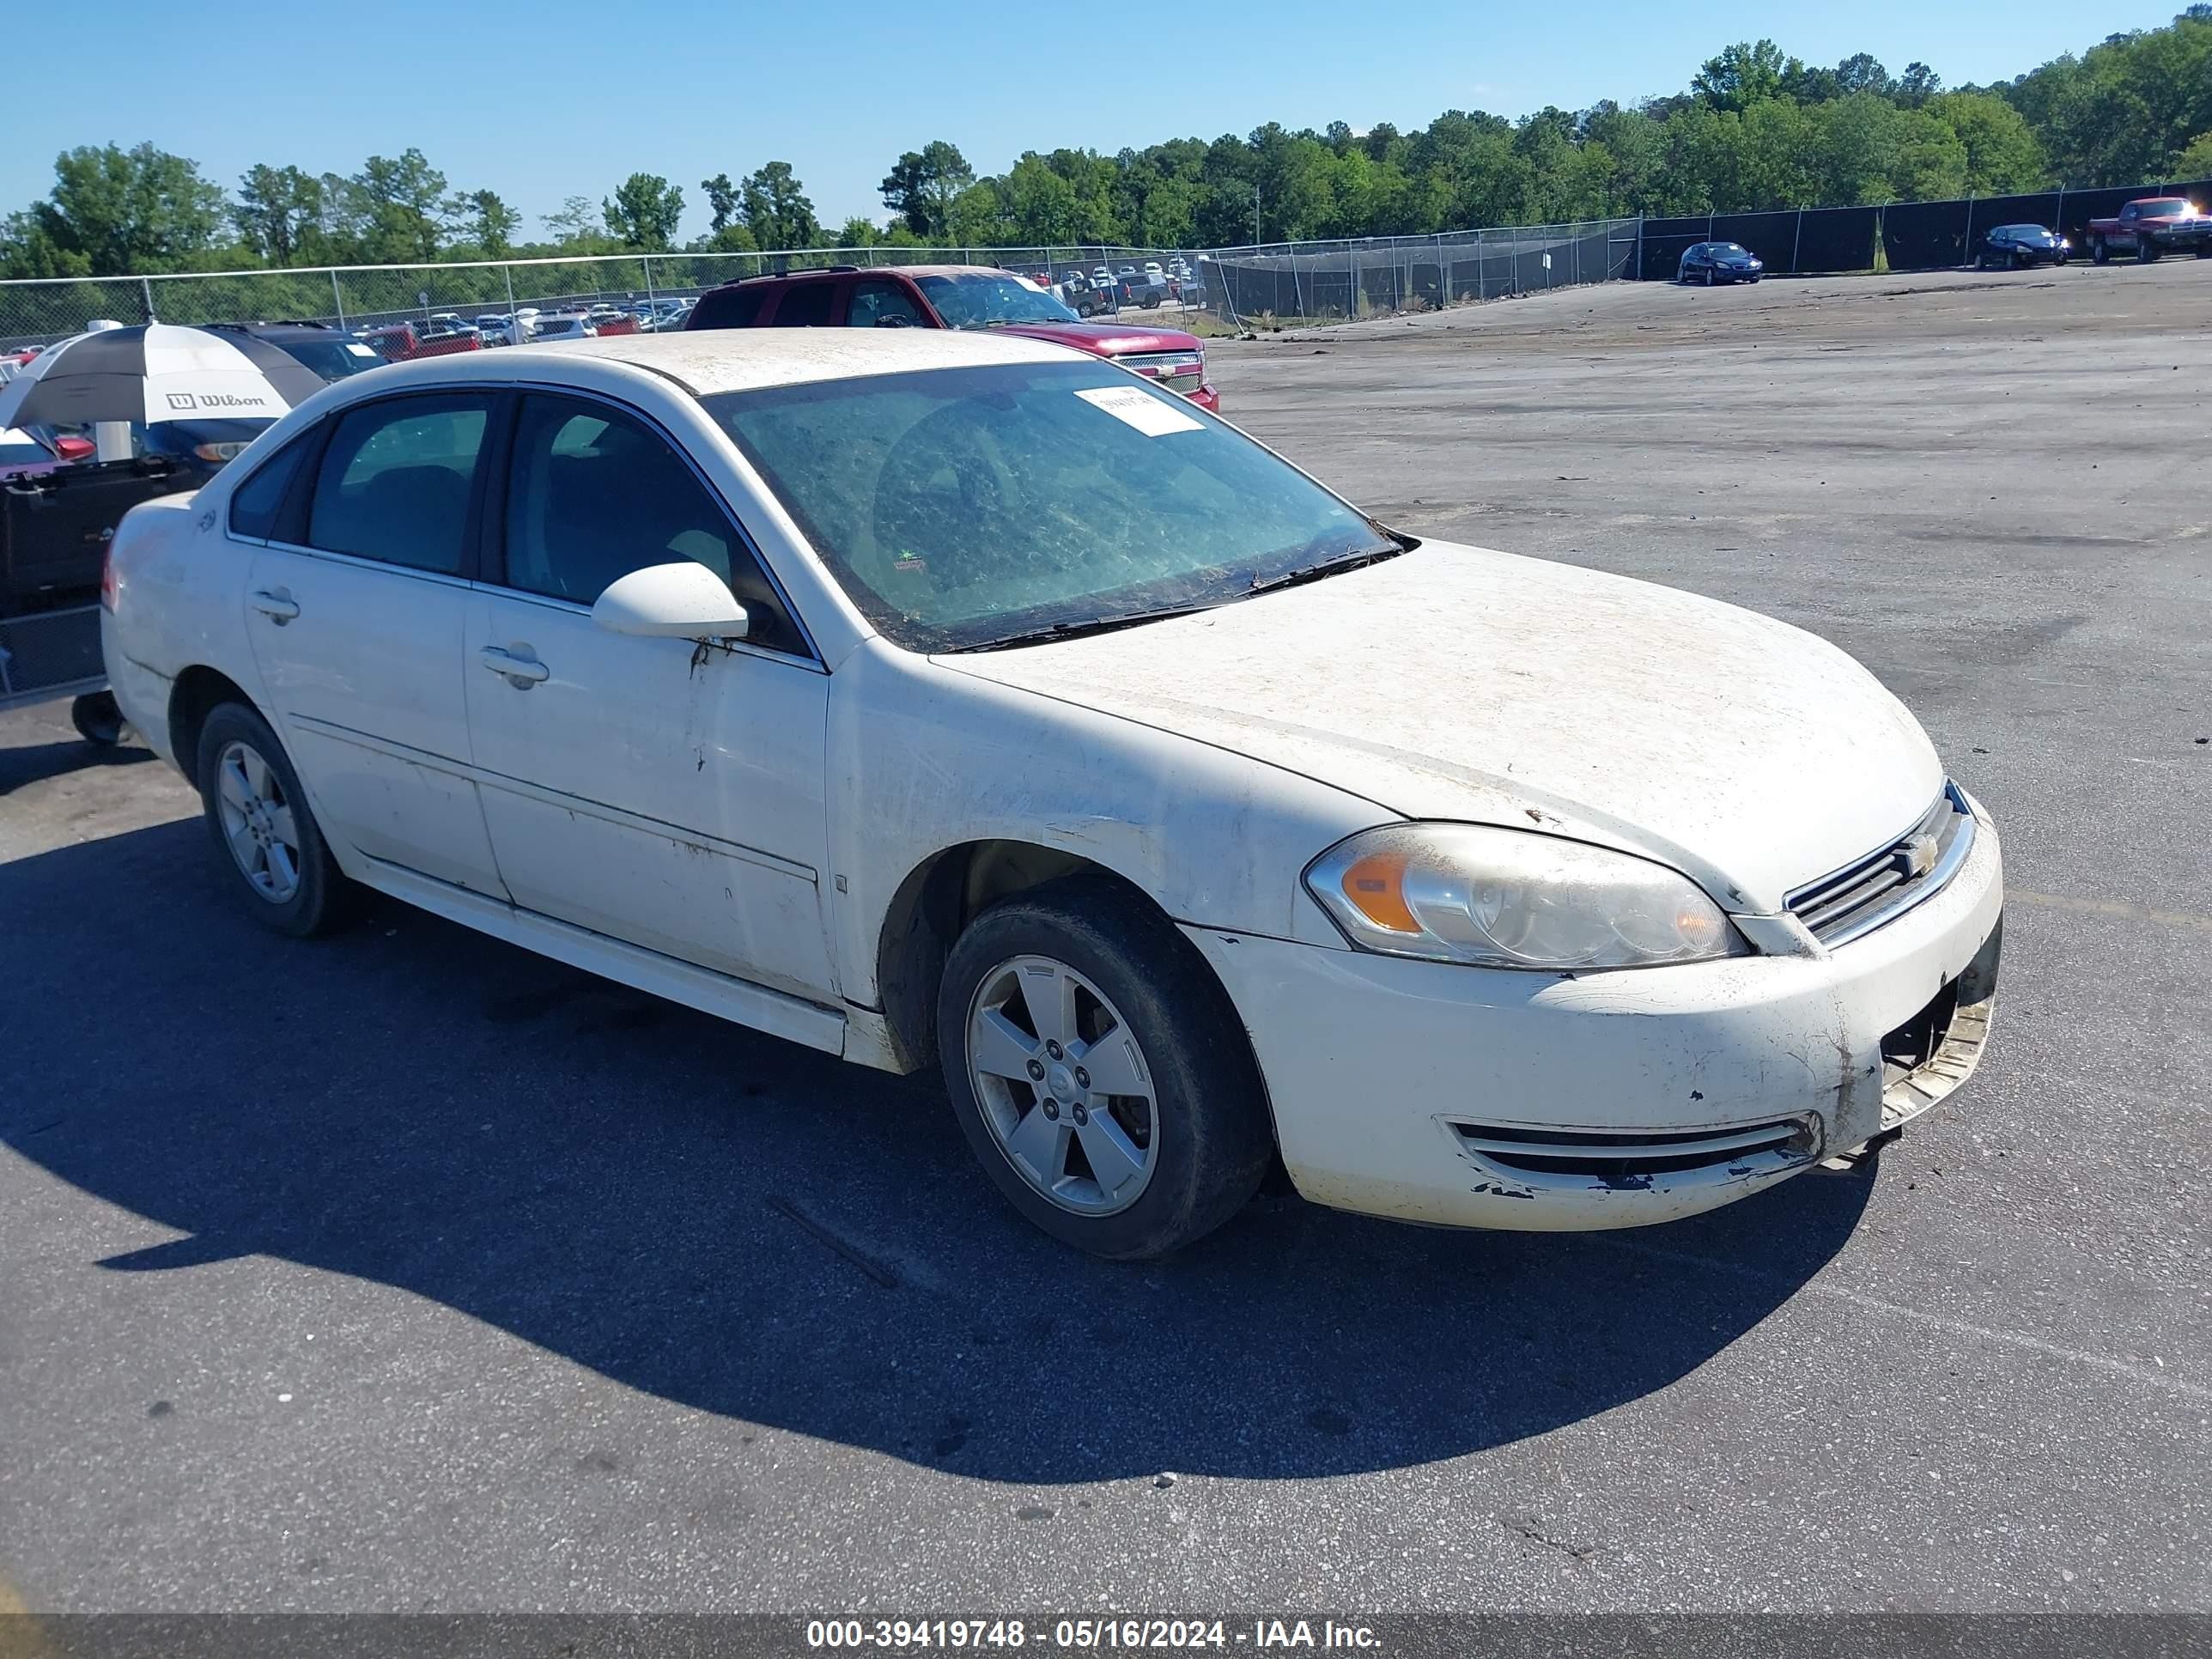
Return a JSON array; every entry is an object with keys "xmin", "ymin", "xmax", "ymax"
[
  {"xmin": 996, "ymin": 321, "xmax": 1201, "ymax": 356},
  {"xmin": 938, "ymin": 543, "xmax": 1943, "ymax": 913}
]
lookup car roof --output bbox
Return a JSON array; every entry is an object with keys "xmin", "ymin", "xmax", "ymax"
[
  {"xmin": 502, "ymin": 325, "xmax": 1074, "ymax": 395},
  {"xmin": 720, "ymin": 263, "xmax": 1008, "ymax": 288}
]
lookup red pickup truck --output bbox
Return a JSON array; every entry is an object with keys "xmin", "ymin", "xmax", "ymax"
[
  {"xmin": 685, "ymin": 264, "xmax": 1217, "ymax": 411},
  {"xmin": 2084, "ymin": 197, "xmax": 2212, "ymax": 264}
]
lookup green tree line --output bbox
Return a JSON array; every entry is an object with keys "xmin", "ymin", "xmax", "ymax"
[{"xmin": 5, "ymin": 8, "xmax": 2210, "ymax": 283}]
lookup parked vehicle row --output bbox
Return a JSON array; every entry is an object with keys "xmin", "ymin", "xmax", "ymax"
[{"xmin": 1677, "ymin": 196, "xmax": 2209, "ymax": 285}]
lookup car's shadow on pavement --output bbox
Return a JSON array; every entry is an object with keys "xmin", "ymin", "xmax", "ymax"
[
  {"xmin": 4, "ymin": 821, "xmax": 1874, "ymax": 1484},
  {"xmin": 0, "ymin": 736, "xmax": 154, "ymax": 796}
]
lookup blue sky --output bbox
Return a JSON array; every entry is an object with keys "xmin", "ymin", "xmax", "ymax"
[{"xmin": 4, "ymin": 2, "xmax": 2155, "ymax": 243}]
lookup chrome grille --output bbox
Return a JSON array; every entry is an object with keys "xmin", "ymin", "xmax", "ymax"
[
  {"xmin": 1786, "ymin": 783, "xmax": 1975, "ymax": 947},
  {"xmin": 1116, "ymin": 350, "xmax": 1205, "ymax": 395}
]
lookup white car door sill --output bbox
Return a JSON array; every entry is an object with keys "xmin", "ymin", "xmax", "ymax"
[{"xmin": 357, "ymin": 855, "xmax": 847, "ymax": 1057}]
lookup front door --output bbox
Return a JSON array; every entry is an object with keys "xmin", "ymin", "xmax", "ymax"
[
  {"xmin": 244, "ymin": 390, "xmax": 506, "ymax": 896},
  {"xmin": 463, "ymin": 391, "xmax": 838, "ymax": 1001}
]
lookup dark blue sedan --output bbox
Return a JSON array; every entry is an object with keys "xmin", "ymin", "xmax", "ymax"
[
  {"xmin": 1678, "ymin": 242, "xmax": 1765, "ymax": 285},
  {"xmin": 1975, "ymin": 223, "xmax": 2069, "ymax": 270}
]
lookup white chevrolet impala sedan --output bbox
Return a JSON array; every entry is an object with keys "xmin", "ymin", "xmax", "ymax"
[{"xmin": 101, "ymin": 331, "xmax": 2002, "ymax": 1257}]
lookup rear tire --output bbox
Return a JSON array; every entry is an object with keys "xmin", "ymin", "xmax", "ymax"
[
  {"xmin": 935, "ymin": 876, "xmax": 1273, "ymax": 1259},
  {"xmin": 2091, "ymin": 237, "xmax": 2109, "ymax": 264},
  {"xmin": 195, "ymin": 702, "xmax": 354, "ymax": 939},
  {"xmin": 70, "ymin": 690, "xmax": 125, "ymax": 746}
]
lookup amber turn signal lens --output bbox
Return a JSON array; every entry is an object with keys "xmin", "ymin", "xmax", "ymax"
[{"xmin": 1341, "ymin": 852, "xmax": 1421, "ymax": 933}]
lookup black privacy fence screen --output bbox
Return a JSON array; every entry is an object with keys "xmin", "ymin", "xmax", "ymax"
[
  {"xmin": 1638, "ymin": 177, "xmax": 2212, "ymax": 279},
  {"xmin": 1200, "ymin": 220, "xmax": 1641, "ymax": 322}
]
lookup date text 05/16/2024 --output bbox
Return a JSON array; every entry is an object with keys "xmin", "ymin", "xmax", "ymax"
[{"xmin": 804, "ymin": 1620, "xmax": 1382, "ymax": 1650}]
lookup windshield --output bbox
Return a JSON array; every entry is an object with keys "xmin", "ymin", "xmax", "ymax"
[
  {"xmin": 915, "ymin": 273, "xmax": 1082, "ymax": 329},
  {"xmin": 2138, "ymin": 200, "xmax": 2191, "ymax": 218},
  {"xmin": 278, "ymin": 338, "xmax": 384, "ymax": 380},
  {"xmin": 707, "ymin": 360, "xmax": 1395, "ymax": 652}
]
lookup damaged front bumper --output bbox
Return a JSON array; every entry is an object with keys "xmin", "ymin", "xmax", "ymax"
[{"xmin": 1183, "ymin": 799, "xmax": 2004, "ymax": 1232}]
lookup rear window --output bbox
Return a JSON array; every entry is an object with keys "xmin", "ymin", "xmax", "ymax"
[{"xmin": 689, "ymin": 285, "xmax": 769, "ymax": 329}]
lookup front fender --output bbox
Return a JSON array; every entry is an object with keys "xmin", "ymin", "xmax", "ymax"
[{"xmin": 823, "ymin": 639, "xmax": 1387, "ymax": 1012}]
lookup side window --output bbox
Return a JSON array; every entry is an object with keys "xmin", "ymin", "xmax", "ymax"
[
  {"xmin": 690, "ymin": 285, "xmax": 766, "ymax": 329},
  {"xmin": 499, "ymin": 394, "xmax": 804, "ymax": 655},
  {"xmin": 848, "ymin": 280, "xmax": 925, "ymax": 328},
  {"xmin": 305, "ymin": 395, "xmax": 491, "ymax": 574},
  {"xmin": 2120, "ymin": 204, "xmax": 2138, "ymax": 222},
  {"xmin": 226, "ymin": 428, "xmax": 314, "ymax": 540},
  {"xmin": 769, "ymin": 283, "xmax": 836, "ymax": 327}
]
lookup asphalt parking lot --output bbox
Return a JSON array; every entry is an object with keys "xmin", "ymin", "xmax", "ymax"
[{"xmin": 3, "ymin": 262, "xmax": 2208, "ymax": 1615}]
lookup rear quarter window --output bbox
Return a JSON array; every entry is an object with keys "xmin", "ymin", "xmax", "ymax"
[{"xmin": 226, "ymin": 430, "xmax": 315, "ymax": 540}]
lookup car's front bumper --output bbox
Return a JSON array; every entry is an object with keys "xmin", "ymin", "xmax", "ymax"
[{"xmin": 1185, "ymin": 799, "xmax": 2003, "ymax": 1232}]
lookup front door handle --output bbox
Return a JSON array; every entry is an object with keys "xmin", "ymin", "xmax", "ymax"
[
  {"xmin": 479, "ymin": 645, "xmax": 550, "ymax": 686},
  {"xmin": 249, "ymin": 590, "xmax": 300, "ymax": 623}
]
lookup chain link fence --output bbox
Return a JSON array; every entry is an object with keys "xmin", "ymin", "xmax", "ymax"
[{"xmin": 0, "ymin": 224, "xmax": 1639, "ymax": 355}]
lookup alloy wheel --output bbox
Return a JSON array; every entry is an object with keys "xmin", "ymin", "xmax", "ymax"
[
  {"xmin": 965, "ymin": 955, "xmax": 1160, "ymax": 1217},
  {"xmin": 214, "ymin": 738, "xmax": 301, "ymax": 903}
]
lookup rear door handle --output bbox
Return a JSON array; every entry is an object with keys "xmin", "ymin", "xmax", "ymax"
[
  {"xmin": 249, "ymin": 590, "xmax": 299, "ymax": 623},
  {"xmin": 479, "ymin": 646, "xmax": 550, "ymax": 686}
]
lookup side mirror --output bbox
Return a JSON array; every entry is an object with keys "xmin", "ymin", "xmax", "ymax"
[{"xmin": 592, "ymin": 562, "xmax": 750, "ymax": 641}]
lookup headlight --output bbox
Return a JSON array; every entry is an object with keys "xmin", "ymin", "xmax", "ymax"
[{"xmin": 1304, "ymin": 823, "xmax": 1745, "ymax": 970}]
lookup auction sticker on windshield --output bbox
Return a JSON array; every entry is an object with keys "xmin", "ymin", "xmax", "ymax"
[{"xmin": 1076, "ymin": 385, "xmax": 1203, "ymax": 436}]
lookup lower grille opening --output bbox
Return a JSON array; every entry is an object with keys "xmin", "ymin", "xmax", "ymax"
[
  {"xmin": 1448, "ymin": 1118, "xmax": 1814, "ymax": 1182},
  {"xmin": 1881, "ymin": 977, "xmax": 1962, "ymax": 1081}
]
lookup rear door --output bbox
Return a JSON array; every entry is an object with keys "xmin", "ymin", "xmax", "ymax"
[
  {"xmin": 241, "ymin": 391, "xmax": 506, "ymax": 896},
  {"xmin": 462, "ymin": 389, "xmax": 837, "ymax": 1000}
]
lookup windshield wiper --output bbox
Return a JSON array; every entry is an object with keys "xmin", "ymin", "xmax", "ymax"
[
  {"xmin": 1245, "ymin": 542, "xmax": 1406, "ymax": 598},
  {"xmin": 949, "ymin": 602, "xmax": 1224, "ymax": 653}
]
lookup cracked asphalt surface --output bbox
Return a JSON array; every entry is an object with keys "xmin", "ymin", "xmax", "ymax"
[{"xmin": 2, "ymin": 263, "xmax": 2207, "ymax": 1614}]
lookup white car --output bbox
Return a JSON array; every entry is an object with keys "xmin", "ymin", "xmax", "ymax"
[
  {"xmin": 530, "ymin": 314, "xmax": 596, "ymax": 343},
  {"xmin": 100, "ymin": 331, "xmax": 2003, "ymax": 1258}
]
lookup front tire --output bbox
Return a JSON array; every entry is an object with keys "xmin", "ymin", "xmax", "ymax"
[
  {"xmin": 195, "ymin": 702, "xmax": 353, "ymax": 938},
  {"xmin": 936, "ymin": 877, "xmax": 1273, "ymax": 1259},
  {"xmin": 1704, "ymin": 267, "xmax": 1715, "ymax": 287}
]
